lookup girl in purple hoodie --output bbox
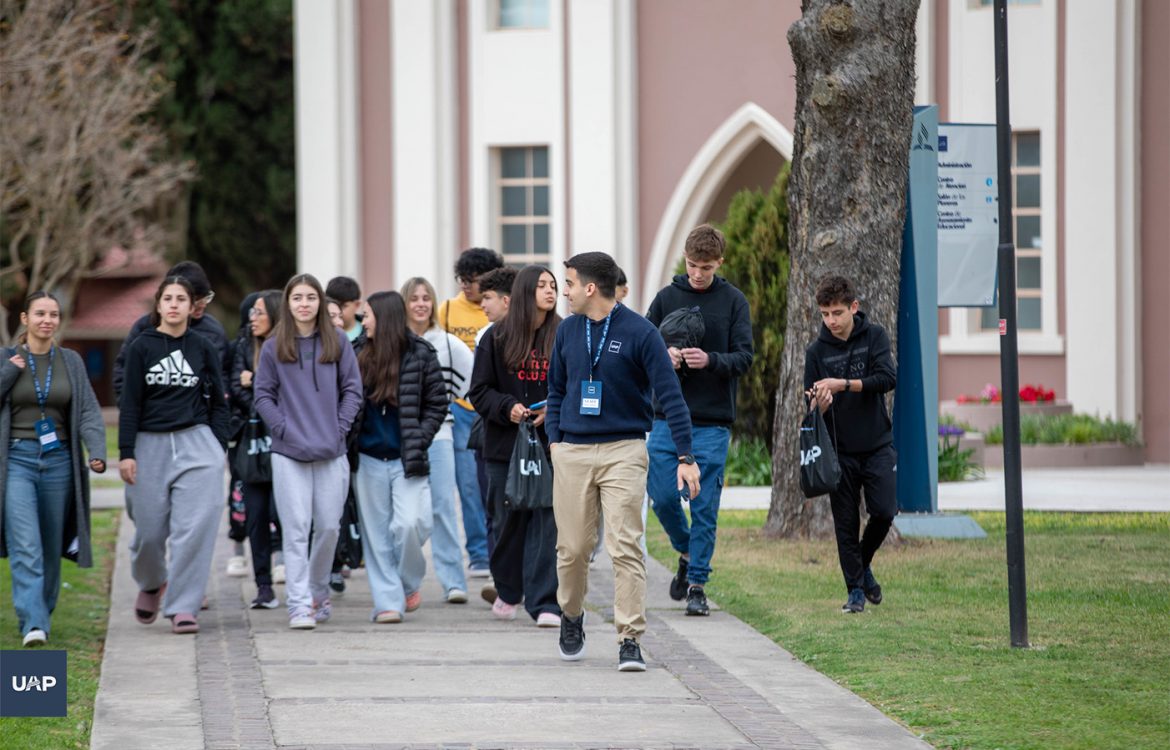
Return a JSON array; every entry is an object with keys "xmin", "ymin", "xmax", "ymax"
[{"xmin": 254, "ymin": 274, "xmax": 363, "ymax": 629}]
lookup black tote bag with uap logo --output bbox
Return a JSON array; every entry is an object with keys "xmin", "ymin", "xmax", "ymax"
[
  {"xmin": 504, "ymin": 418, "xmax": 553, "ymax": 510},
  {"xmin": 799, "ymin": 400, "xmax": 841, "ymax": 498}
]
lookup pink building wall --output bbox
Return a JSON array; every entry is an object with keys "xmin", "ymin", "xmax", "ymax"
[
  {"xmin": 635, "ymin": 0, "xmax": 800, "ymax": 278},
  {"xmin": 1140, "ymin": 0, "xmax": 1170, "ymax": 462},
  {"xmin": 358, "ymin": 0, "xmax": 394, "ymax": 294}
]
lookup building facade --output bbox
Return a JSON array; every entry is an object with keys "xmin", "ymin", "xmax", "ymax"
[{"xmin": 293, "ymin": 0, "xmax": 1168, "ymax": 462}]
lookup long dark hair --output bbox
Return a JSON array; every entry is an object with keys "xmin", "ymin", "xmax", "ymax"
[
  {"xmin": 148, "ymin": 276, "xmax": 196, "ymax": 328},
  {"xmin": 18, "ymin": 291, "xmax": 63, "ymax": 345},
  {"xmin": 251, "ymin": 289, "xmax": 283, "ymax": 370},
  {"xmin": 495, "ymin": 265, "xmax": 560, "ymax": 372},
  {"xmin": 273, "ymin": 274, "xmax": 341, "ymax": 364},
  {"xmin": 358, "ymin": 291, "xmax": 410, "ymax": 406}
]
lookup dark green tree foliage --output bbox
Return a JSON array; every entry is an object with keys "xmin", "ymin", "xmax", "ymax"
[
  {"xmin": 121, "ymin": 0, "xmax": 296, "ymax": 315},
  {"xmin": 714, "ymin": 164, "xmax": 792, "ymax": 448}
]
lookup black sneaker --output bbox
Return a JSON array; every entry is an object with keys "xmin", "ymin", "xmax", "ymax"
[
  {"xmin": 251, "ymin": 584, "xmax": 280, "ymax": 609},
  {"xmin": 559, "ymin": 612, "xmax": 586, "ymax": 661},
  {"xmin": 669, "ymin": 556, "xmax": 690, "ymax": 601},
  {"xmin": 862, "ymin": 568, "xmax": 883, "ymax": 605},
  {"xmin": 685, "ymin": 585, "xmax": 710, "ymax": 616},
  {"xmin": 618, "ymin": 638, "xmax": 646, "ymax": 672},
  {"xmin": 329, "ymin": 572, "xmax": 346, "ymax": 593},
  {"xmin": 841, "ymin": 588, "xmax": 865, "ymax": 614}
]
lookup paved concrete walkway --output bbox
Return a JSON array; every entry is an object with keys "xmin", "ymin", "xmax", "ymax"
[
  {"xmin": 90, "ymin": 504, "xmax": 930, "ymax": 750},
  {"xmin": 721, "ymin": 465, "xmax": 1170, "ymax": 513}
]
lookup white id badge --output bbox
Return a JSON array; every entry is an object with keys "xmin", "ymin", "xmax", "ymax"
[
  {"xmin": 35, "ymin": 417, "xmax": 62, "ymax": 452},
  {"xmin": 580, "ymin": 381, "xmax": 603, "ymax": 416}
]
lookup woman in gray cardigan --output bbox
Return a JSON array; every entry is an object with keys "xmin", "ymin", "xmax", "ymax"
[{"xmin": 1, "ymin": 291, "xmax": 107, "ymax": 647}]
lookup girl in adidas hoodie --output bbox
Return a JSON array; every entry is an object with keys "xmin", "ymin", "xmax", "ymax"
[
  {"xmin": 118, "ymin": 277, "xmax": 231, "ymax": 634},
  {"xmin": 254, "ymin": 274, "xmax": 363, "ymax": 629}
]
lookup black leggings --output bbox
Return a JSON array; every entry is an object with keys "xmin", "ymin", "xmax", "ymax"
[{"xmin": 243, "ymin": 481, "xmax": 281, "ymax": 585}]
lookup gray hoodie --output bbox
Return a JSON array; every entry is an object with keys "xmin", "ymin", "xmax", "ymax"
[{"xmin": 253, "ymin": 328, "xmax": 363, "ymax": 462}]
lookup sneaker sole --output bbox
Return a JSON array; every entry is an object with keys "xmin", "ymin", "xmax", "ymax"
[
  {"xmin": 289, "ymin": 619, "xmax": 317, "ymax": 629},
  {"xmin": 559, "ymin": 645, "xmax": 586, "ymax": 661},
  {"xmin": 446, "ymin": 591, "xmax": 469, "ymax": 604},
  {"xmin": 618, "ymin": 660, "xmax": 647, "ymax": 672},
  {"xmin": 251, "ymin": 599, "xmax": 281, "ymax": 610},
  {"xmin": 685, "ymin": 608, "xmax": 710, "ymax": 616}
]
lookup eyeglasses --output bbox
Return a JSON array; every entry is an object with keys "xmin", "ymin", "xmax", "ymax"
[
  {"xmin": 457, "ymin": 275, "xmax": 478, "ymax": 286},
  {"xmin": 249, "ymin": 307, "xmax": 267, "ymax": 318}
]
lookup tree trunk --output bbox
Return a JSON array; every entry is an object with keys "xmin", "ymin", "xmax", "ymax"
[{"xmin": 765, "ymin": 0, "xmax": 918, "ymax": 538}]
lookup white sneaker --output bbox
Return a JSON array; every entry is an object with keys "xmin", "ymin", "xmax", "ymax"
[
  {"xmin": 22, "ymin": 628, "xmax": 47, "ymax": 647},
  {"xmin": 536, "ymin": 612, "xmax": 561, "ymax": 628},
  {"xmin": 226, "ymin": 555, "xmax": 248, "ymax": 577},
  {"xmin": 468, "ymin": 565, "xmax": 491, "ymax": 578},
  {"xmin": 446, "ymin": 588, "xmax": 469, "ymax": 604},
  {"xmin": 289, "ymin": 609, "xmax": 317, "ymax": 629},
  {"xmin": 272, "ymin": 564, "xmax": 286, "ymax": 584}
]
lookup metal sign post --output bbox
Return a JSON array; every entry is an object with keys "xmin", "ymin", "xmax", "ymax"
[{"xmin": 993, "ymin": 0, "xmax": 1030, "ymax": 649}]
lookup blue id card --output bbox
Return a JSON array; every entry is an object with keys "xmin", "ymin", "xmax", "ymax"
[
  {"xmin": 580, "ymin": 381, "xmax": 603, "ymax": 415},
  {"xmin": 35, "ymin": 417, "xmax": 62, "ymax": 452}
]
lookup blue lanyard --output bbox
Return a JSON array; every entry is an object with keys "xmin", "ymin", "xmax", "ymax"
[
  {"xmin": 584, "ymin": 304, "xmax": 619, "ymax": 380},
  {"xmin": 25, "ymin": 344, "xmax": 54, "ymax": 417}
]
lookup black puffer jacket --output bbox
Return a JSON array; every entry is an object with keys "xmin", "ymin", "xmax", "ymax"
[{"xmin": 348, "ymin": 333, "xmax": 449, "ymax": 477}]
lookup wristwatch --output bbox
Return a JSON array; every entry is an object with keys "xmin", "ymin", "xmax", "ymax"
[{"xmin": 678, "ymin": 454, "xmax": 696, "ymax": 465}]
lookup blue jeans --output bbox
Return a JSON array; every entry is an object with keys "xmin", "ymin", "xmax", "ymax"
[
  {"xmin": 450, "ymin": 403, "xmax": 489, "ymax": 568},
  {"xmin": 355, "ymin": 455, "xmax": 432, "ymax": 617},
  {"xmin": 427, "ymin": 439, "xmax": 467, "ymax": 594},
  {"xmin": 4, "ymin": 439, "xmax": 73, "ymax": 636},
  {"xmin": 646, "ymin": 421, "xmax": 730, "ymax": 586}
]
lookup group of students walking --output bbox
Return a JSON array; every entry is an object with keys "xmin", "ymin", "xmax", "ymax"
[{"xmin": 3, "ymin": 224, "xmax": 901, "ymax": 672}]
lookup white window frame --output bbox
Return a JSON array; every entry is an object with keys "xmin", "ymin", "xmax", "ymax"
[
  {"xmin": 492, "ymin": 0, "xmax": 550, "ymax": 31},
  {"xmin": 492, "ymin": 146, "xmax": 551, "ymax": 266}
]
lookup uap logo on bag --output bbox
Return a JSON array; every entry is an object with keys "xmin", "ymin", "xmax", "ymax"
[
  {"xmin": 800, "ymin": 445, "xmax": 822, "ymax": 467},
  {"xmin": 520, "ymin": 458, "xmax": 543, "ymax": 476},
  {"xmin": 1, "ymin": 650, "xmax": 67, "ymax": 717}
]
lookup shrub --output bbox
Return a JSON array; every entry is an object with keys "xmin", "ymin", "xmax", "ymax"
[
  {"xmin": 938, "ymin": 424, "xmax": 983, "ymax": 482},
  {"xmin": 984, "ymin": 414, "xmax": 1139, "ymax": 446},
  {"xmin": 725, "ymin": 438, "xmax": 772, "ymax": 486}
]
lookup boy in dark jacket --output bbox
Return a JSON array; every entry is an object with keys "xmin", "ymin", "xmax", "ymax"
[
  {"xmin": 803, "ymin": 275, "xmax": 898, "ymax": 614},
  {"xmin": 645, "ymin": 225, "xmax": 753, "ymax": 617}
]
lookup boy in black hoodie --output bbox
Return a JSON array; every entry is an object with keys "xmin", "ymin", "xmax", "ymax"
[
  {"xmin": 646, "ymin": 225, "xmax": 753, "ymax": 617},
  {"xmin": 803, "ymin": 275, "xmax": 897, "ymax": 614}
]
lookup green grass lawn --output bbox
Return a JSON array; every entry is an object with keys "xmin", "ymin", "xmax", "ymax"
[
  {"xmin": 646, "ymin": 510, "xmax": 1170, "ymax": 750},
  {"xmin": 0, "ymin": 509, "xmax": 120, "ymax": 749}
]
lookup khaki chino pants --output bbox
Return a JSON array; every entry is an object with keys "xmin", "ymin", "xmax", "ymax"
[{"xmin": 551, "ymin": 439, "xmax": 649, "ymax": 642}]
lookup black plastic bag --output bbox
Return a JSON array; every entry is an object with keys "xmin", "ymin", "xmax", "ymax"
[
  {"xmin": 467, "ymin": 414, "xmax": 485, "ymax": 452},
  {"xmin": 658, "ymin": 306, "xmax": 705, "ymax": 349},
  {"xmin": 799, "ymin": 401, "xmax": 840, "ymax": 498},
  {"xmin": 336, "ymin": 486, "xmax": 363, "ymax": 569},
  {"xmin": 504, "ymin": 419, "xmax": 553, "ymax": 510},
  {"xmin": 233, "ymin": 412, "xmax": 272, "ymax": 484}
]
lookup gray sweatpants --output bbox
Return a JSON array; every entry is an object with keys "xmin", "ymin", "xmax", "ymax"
[
  {"xmin": 126, "ymin": 425, "xmax": 226, "ymax": 618},
  {"xmin": 271, "ymin": 453, "xmax": 349, "ymax": 615}
]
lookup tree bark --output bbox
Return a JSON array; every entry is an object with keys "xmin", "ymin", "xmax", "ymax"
[{"xmin": 766, "ymin": 0, "xmax": 919, "ymax": 538}]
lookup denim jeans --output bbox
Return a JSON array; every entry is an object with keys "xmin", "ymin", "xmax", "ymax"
[
  {"xmin": 4, "ymin": 439, "xmax": 73, "ymax": 636},
  {"xmin": 450, "ymin": 403, "xmax": 489, "ymax": 568},
  {"xmin": 355, "ymin": 455, "xmax": 432, "ymax": 617},
  {"xmin": 427, "ymin": 439, "xmax": 467, "ymax": 594},
  {"xmin": 647, "ymin": 421, "xmax": 730, "ymax": 586}
]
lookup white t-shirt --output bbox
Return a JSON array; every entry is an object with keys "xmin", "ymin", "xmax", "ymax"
[{"xmin": 423, "ymin": 326, "xmax": 474, "ymax": 442}]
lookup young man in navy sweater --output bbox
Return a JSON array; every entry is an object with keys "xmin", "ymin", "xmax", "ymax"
[
  {"xmin": 646, "ymin": 225, "xmax": 754, "ymax": 617},
  {"xmin": 546, "ymin": 252, "xmax": 700, "ymax": 672}
]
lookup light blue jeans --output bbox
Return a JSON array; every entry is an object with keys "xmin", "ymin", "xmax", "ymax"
[
  {"xmin": 5, "ymin": 439, "xmax": 73, "ymax": 637},
  {"xmin": 427, "ymin": 439, "xmax": 467, "ymax": 594},
  {"xmin": 647, "ymin": 421, "xmax": 730, "ymax": 586},
  {"xmin": 450, "ymin": 403, "xmax": 489, "ymax": 568},
  {"xmin": 355, "ymin": 455, "xmax": 432, "ymax": 617}
]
